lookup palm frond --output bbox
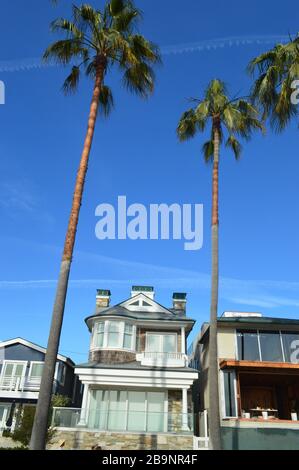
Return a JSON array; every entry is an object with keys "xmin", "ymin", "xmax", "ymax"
[
  {"xmin": 225, "ymin": 135, "xmax": 242, "ymax": 160},
  {"xmin": 177, "ymin": 110, "xmax": 197, "ymax": 141},
  {"xmin": 202, "ymin": 140, "xmax": 214, "ymax": 163},
  {"xmin": 122, "ymin": 62, "xmax": 155, "ymax": 97},
  {"xmin": 62, "ymin": 66, "xmax": 81, "ymax": 94},
  {"xmin": 98, "ymin": 85, "xmax": 114, "ymax": 116},
  {"xmin": 43, "ymin": 39, "xmax": 87, "ymax": 65}
]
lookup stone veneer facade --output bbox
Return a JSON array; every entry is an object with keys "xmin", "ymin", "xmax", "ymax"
[
  {"xmin": 47, "ymin": 430, "xmax": 193, "ymax": 450},
  {"xmin": 89, "ymin": 349, "xmax": 136, "ymax": 364}
]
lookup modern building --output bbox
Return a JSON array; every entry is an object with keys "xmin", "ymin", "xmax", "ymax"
[
  {"xmin": 0, "ymin": 337, "xmax": 82, "ymax": 433},
  {"xmin": 193, "ymin": 311, "xmax": 299, "ymax": 450},
  {"xmin": 50, "ymin": 287, "xmax": 198, "ymax": 450}
]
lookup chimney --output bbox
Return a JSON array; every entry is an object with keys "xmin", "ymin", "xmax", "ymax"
[
  {"xmin": 96, "ymin": 289, "xmax": 111, "ymax": 309},
  {"xmin": 131, "ymin": 286, "xmax": 155, "ymax": 300},
  {"xmin": 172, "ymin": 293, "xmax": 187, "ymax": 313}
]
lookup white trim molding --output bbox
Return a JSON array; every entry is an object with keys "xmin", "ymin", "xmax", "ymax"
[
  {"xmin": 75, "ymin": 367, "xmax": 198, "ymax": 389},
  {"xmin": 0, "ymin": 338, "xmax": 73, "ymax": 366}
]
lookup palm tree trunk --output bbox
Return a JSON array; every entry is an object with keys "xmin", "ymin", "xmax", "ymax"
[
  {"xmin": 30, "ymin": 57, "xmax": 106, "ymax": 450},
  {"xmin": 208, "ymin": 121, "xmax": 222, "ymax": 450}
]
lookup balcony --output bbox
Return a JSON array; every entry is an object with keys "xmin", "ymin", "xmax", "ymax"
[
  {"xmin": 52, "ymin": 407, "xmax": 194, "ymax": 434},
  {"xmin": 137, "ymin": 352, "xmax": 187, "ymax": 367},
  {"xmin": 0, "ymin": 376, "xmax": 41, "ymax": 392}
]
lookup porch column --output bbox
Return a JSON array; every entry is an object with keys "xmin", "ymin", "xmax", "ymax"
[
  {"xmin": 181, "ymin": 326, "xmax": 186, "ymax": 354},
  {"xmin": 78, "ymin": 384, "xmax": 89, "ymax": 427},
  {"xmin": 182, "ymin": 388, "xmax": 189, "ymax": 431}
]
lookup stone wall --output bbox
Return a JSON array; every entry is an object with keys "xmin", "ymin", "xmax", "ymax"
[
  {"xmin": 47, "ymin": 430, "xmax": 194, "ymax": 450},
  {"xmin": 89, "ymin": 350, "xmax": 136, "ymax": 364}
]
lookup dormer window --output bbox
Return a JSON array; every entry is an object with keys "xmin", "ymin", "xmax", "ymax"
[{"xmin": 93, "ymin": 321, "xmax": 135, "ymax": 351}]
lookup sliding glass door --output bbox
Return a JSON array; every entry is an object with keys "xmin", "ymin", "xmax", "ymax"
[
  {"xmin": 147, "ymin": 392, "xmax": 165, "ymax": 432},
  {"xmin": 88, "ymin": 389, "xmax": 166, "ymax": 432}
]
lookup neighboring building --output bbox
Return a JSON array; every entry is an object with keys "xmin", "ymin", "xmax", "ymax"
[
  {"xmin": 50, "ymin": 287, "xmax": 198, "ymax": 450},
  {"xmin": 193, "ymin": 311, "xmax": 299, "ymax": 450},
  {"xmin": 0, "ymin": 337, "xmax": 82, "ymax": 433}
]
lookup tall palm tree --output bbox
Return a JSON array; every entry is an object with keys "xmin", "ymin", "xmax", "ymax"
[
  {"xmin": 248, "ymin": 36, "xmax": 299, "ymax": 131},
  {"xmin": 30, "ymin": 1, "xmax": 160, "ymax": 450},
  {"xmin": 177, "ymin": 79, "xmax": 263, "ymax": 450}
]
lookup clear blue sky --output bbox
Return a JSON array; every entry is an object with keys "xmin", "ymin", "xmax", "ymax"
[{"xmin": 1, "ymin": 0, "xmax": 299, "ymax": 363}]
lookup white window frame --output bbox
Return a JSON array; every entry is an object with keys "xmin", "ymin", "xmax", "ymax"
[
  {"xmin": 92, "ymin": 320, "xmax": 136, "ymax": 352},
  {"xmin": 1, "ymin": 360, "xmax": 27, "ymax": 379},
  {"xmin": 28, "ymin": 361, "xmax": 44, "ymax": 381},
  {"xmin": 145, "ymin": 332, "xmax": 178, "ymax": 353}
]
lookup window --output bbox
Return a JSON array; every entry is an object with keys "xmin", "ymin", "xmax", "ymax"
[
  {"xmin": 94, "ymin": 322, "xmax": 104, "ymax": 348},
  {"xmin": 2, "ymin": 362, "xmax": 26, "ymax": 379},
  {"xmin": 29, "ymin": 362, "xmax": 44, "ymax": 379},
  {"xmin": 56, "ymin": 363, "xmax": 66, "ymax": 385},
  {"xmin": 222, "ymin": 371, "xmax": 237, "ymax": 418},
  {"xmin": 107, "ymin": 322, "xmax": 120, "ymax": 348},
  {"xmin": 237, "ymin": 329, "xmax": 298, "ymax": 363},
  {"xmin": 281, "ymin": 332, "xmax": 299, "ymax": 363},
  {"xmin": 146, "ymin": 333, "xmax": 177, "ymax": 353},
  {"xmin": 259, "ymin": 331, "xmax": 283, "ymax": 362},
  {"xmin": 92, "ymin": 321, "xmax": 135, "ymax": 351},
  {"xmin": 88, "ymin": 390, "xmax": 166, "ymax": 432},
  {"xmin": 237, "ymin": 330, "xmax": 260, "ymax": 361},
  {"xmin": 124, "ymin": 324, "xmax": 133, "ymax": 349}
]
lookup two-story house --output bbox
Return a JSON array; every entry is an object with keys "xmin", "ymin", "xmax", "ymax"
[
  {"xmin": 193, "ymin": 311, "xmax": 299, "ymax": 450},
  {"xmin": 0, "ymin": 337, "xmax": 82, "ymax": 433},
  {"xmin": 50, "ymin": 286, "xmax": 198, "ymax": 450}
]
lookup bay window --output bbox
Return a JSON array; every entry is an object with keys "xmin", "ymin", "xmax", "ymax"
[
  {"xmin": 107, "ymin": 322, "xmax": 120, "ymax": 348},
  {"xmin": 93, "ymin": 321, "xmax": 135, "ymax": 351}
]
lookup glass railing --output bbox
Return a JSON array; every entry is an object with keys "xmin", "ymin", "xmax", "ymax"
[{"xmin": 52, "ymin": 408, "xmax": 194, "ymax": 434}]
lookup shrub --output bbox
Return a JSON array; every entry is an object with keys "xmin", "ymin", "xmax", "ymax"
[{"xmin": 11, "ymin": 406, "xmax": 55, "ymax": 447}]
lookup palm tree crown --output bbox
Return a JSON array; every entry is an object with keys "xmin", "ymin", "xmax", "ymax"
[
  {"xmin": 177, "ymin": 79, "xmax": 263, "ymax": 159},
  {"xmin": 248, "ymin": 36, "xmax": 299, "ymax": 131},
  {"xmin": 44, "ymin": 1, "xmax": 161, "ymax": 110}
]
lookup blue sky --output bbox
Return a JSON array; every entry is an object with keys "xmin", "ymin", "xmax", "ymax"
[{"xmin": 1, "ymin": 0, "xmax": 299, "ymax": 363}]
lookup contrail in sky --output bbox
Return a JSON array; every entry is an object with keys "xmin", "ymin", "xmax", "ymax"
[{"xmin": 0, "ymin": 35, "xmax": 290, "ymax": 73}]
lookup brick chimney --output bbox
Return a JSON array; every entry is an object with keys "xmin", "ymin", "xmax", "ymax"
[
  {"xmin": 172, "ymin": 293, "xmax": 187, "ymax": 313},
  {"xmin": 96, "ymin": 289, "xmax": 111, "ymax": 309}
]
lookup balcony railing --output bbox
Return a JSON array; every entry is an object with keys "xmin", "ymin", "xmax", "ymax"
[
  {"xmin": 52, "ymin": 408, "xmax": 194, "ymax": 434},
  {"xmin": 0, "ymin": 376, "xmax": 41, "ymax": 392},
  {"xmin": 137, "ymin": 352, "xmax": 188, "ymax": 367}
]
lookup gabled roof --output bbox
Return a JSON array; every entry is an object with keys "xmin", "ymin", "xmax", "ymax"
[
  {"xmin": 85, "ymin": 293, "xmax": 195, "ymax": 331},
  {"xmin": 120, "ymin": 293, "xmax": 174, "ymax": 315},
  {"xmin": 0, "ymin": 337, "xmax": 75, "ymax": 367}
]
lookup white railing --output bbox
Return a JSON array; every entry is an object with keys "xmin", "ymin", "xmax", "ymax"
[
  {"xmin": 0, "ymin": 376, "xmax": 41, "ymax": 392},
  {"xmin": 138, "ymin": 352, "xmax": 187, "ymax": 367}
]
